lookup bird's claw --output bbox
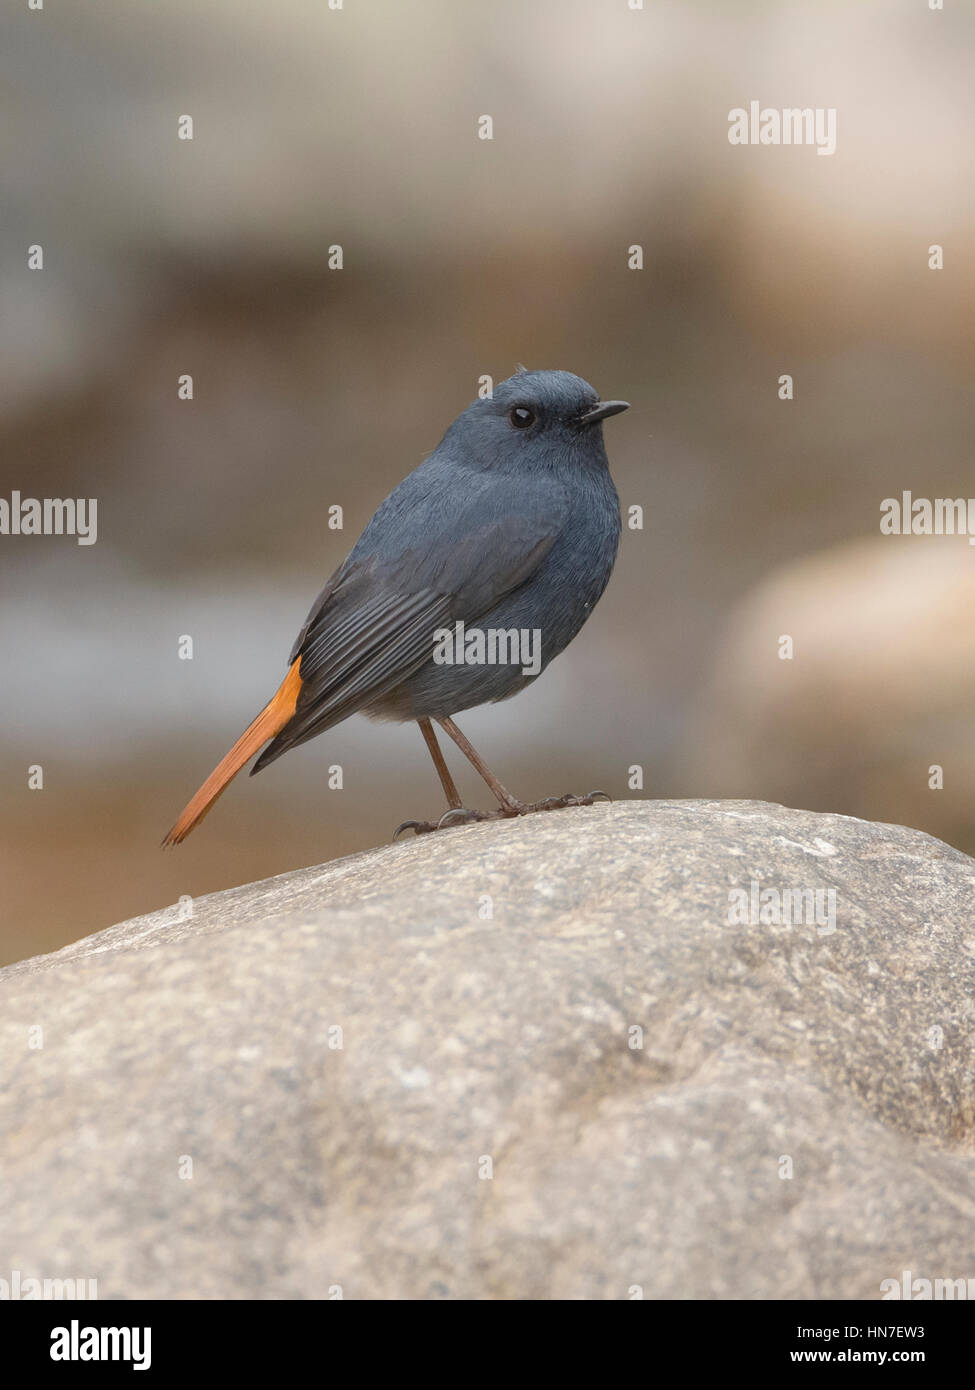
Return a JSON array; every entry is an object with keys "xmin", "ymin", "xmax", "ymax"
[
  {"xmin": 393, "ymin": 818, "xmax": 438, "ymax": 839},
  {"xmin": 437, "ymin": 807, "xmax": 494, "ymax": 829},
  {"xmin": 393, "ymin": 807, "xmax": 497, "ymax": 839},
  {"xmin": 531, "ymin": 790, "xmax": 612, "ymax": 812}
]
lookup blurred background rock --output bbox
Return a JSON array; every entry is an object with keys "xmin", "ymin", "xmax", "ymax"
[{"xmin": 2, "ymin": 0, "xmax": 973, "ymax": 965}]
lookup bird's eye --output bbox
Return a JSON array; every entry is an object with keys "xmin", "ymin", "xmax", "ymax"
[{"xmin": 509, "ymin": 406, "xmax": 536, "ymax": 429}]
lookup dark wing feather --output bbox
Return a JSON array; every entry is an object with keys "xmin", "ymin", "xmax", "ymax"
[
  {"xmin": 286, "ymin": 565, "xmax": 344, "ymax": 665},
  {"xmin": 252, "ymin": 581, "xmax": 452, "ymax": 770}
]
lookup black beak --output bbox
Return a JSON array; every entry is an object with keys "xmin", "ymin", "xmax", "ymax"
[{"xmin": 579, "ymin": 400, "xmax": 630, "ymax": 427}]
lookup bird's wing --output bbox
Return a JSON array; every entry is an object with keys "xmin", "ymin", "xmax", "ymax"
[{"xmin": 252, "ymin": 473, "xmax": 566, "ymax": 769}]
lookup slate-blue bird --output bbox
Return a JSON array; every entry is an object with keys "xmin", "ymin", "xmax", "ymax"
[{"xmin": 163, "ymin": 369, "xmax": 628, "ymax": 844}]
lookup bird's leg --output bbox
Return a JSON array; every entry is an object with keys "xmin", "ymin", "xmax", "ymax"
[
  {"xmin": 417, "ymin": 717, "xmax": 463, "ymax": 810},
  {"xmin": 393, "ymin": 717, "xmax": 611, "ymax": 840},
  {"xmin": 393, "ymin": 718, "xmax": 502, "ymax": 838},
  {"xmin": 433, "ymin": 717, "xmax": 612, "ymax": 817},
  {"xmin": 435, "ymin": 716, "xmax": 527, "ymax": 815}
]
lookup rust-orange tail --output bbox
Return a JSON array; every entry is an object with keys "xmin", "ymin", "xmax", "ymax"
[{"xmin": 162, "ymin": 658, "xmax": 303, "ymax": 846}]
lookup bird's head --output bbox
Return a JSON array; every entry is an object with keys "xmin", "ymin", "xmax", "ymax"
[{"xmin": 446, "ymin": 368, "xmax": 629, "ymax": 472}]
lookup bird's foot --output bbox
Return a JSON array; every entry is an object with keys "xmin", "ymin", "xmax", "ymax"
[
  {"xmin": 526, "ymin": 790, "xmax": 612, "ymax": 813},
  {"xmin": 393, "ymin": 807, "xmax": 503, "ymax": 838},
  {"xmin": 393, "ymin": 791, "xmax": 610, "ymax": 838}
]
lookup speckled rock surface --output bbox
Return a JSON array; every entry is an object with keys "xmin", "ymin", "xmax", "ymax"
[{"xmin": 2, "ymin": 800, "xmax": 974, "ymax": 1299}]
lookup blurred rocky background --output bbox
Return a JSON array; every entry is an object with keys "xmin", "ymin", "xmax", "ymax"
[{"xmin": 2, "ymin": 0, "xmax": 973, "ymax": 965}]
